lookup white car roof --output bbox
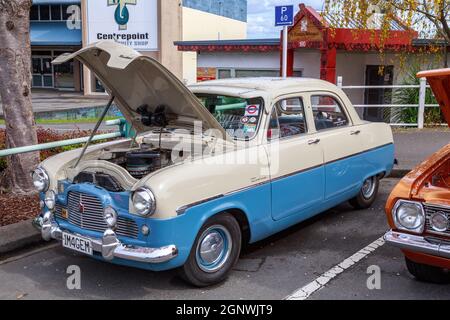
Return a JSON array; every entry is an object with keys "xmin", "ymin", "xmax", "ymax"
[{"xmin": 189, "ymin": 77, "xmax": 340, "ymax": 96}]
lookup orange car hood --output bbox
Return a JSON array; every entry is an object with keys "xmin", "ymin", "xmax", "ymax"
[{"xmin": 417, "ymin": 68, "xmax": 450, "ymax": 127}]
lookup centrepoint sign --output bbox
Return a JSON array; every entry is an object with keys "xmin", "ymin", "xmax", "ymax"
[{"xmin": 86, "ymin": 0, "xmax": 158, "ymax": 51}]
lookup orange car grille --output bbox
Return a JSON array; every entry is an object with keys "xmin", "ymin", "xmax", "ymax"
[{"xmin": 424, "ymin": 204, "xmax": 450, "ymax": 236}]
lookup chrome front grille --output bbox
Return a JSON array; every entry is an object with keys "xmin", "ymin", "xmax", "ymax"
[
  {"xmin": 424, "ymin": 204, "xmax": 450, "ymax": 236},
  {"xmin": 55, "ymin": 191, "xmax": 139, "ymax": 239}
]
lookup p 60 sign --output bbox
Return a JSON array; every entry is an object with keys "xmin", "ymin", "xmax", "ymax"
[{"xmin": 275, "ymin": 5, "xmax": 294, "ymax": 27}]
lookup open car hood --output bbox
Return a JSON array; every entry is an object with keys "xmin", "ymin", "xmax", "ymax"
[
  {"xmin": 417, "ymin": 68, "xmax": 450, "ymax": 127},
  {"xmin": 52, "ymin": 41, "xmax": 228, "ymax": 137}
]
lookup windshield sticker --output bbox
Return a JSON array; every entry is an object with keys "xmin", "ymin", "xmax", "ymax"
[
  {"xmin": 243, "ymin": 124, "xmax": 257, "ymax": 133},
  {"xmin": 249, "ymin": 117, "xmax": 257, "ymax": 123},
  {"xmin": 241, "ymin": 116, "xmax": 250, "ymax": 124},
  {"xmin": 245, "ymin": 104, "xmax": 260, "ymax": 117}
]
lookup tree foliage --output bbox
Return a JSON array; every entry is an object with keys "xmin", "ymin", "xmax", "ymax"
[{"xmin": 324, "ymin": 1, "xmax": 450, "ymax": 43}]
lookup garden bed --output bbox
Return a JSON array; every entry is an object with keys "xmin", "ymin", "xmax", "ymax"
[
  {"xmin": 0, "ymin": 193, "xmax": 40, "ymax": 227},
  {"xmin": 0, "ymin": 127, "xmax": 108, "ymax": 227}
]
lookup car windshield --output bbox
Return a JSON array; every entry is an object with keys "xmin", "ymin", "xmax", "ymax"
[{"xmin": 195, "ymin": 94, "xmax": 263, "ymax": 140}]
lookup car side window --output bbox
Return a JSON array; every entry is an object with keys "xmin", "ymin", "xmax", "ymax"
[
  {"xmin": 311, "ymin": 95, "xmax": 349, "ymax": 131},
  {"xmin": 268, "ymin": 97, "xmax": 307, "ymax": 139}
]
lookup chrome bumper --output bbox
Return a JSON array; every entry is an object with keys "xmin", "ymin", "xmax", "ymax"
[
  {"xmin": 34, "ymin": 212, "xmax": 178, "ymax": 264},
  {"xmin": 384, "ymin": 230, "xmax": 450, "ymax": 259}
]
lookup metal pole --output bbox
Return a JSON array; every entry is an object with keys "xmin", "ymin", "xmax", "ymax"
[
  {"xmin": 282, "ymin": 26, "xmax": 288, "ymax": 78},
  {"xmin": 0, "ymin": 132, "xmax": 123, "ymax": 158},
  {"xmin": 418, "ymin": 78, "xmax": 426, "ymax": 129},
  {"xmin": 73, "ymin": 95, "xmax": 115, "ymax": 168}
]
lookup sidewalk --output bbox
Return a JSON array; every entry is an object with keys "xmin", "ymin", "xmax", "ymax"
[
  {"xmin": 393, "ymin": 128, "xmax": 450, "ymax": 171},
  {"xmin": 0, "ymin": 89, "xmax": 109, "ymax": 115}
]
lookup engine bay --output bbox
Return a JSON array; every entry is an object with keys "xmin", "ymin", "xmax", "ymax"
[{"xmin": 431, "ymin": 158, "xmax": 450, "ymax": 189}]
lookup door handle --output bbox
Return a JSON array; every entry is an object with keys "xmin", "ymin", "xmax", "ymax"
[
  {"xmin": 308, "ymin": 138, "xmax": 321, "ymax": 145},
  {"xmin": 350, "ymin": 130, "xmax": 361, "ymax": 135}
]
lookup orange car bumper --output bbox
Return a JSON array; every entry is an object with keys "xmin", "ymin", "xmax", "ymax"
[{"xmin": 384, "ymin": 230, "xmax": 450, "ymax": 269}]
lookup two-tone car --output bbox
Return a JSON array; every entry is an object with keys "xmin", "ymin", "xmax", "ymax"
[
  {"xmin": 384, "ymin": 68, "xmax": 450, "ymax": 284},
  {"xmin": 33, "ymin": 41, "xmax": 395, "ymax": 287}
]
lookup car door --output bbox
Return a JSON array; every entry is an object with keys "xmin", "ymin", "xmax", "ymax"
[
  {"xmin": 309, "ymin": 93, "xmax": 365, "ymax": 201},
  {"xmin": 266, "ymin": 95, "xmax": 325, "ymax": 221}
]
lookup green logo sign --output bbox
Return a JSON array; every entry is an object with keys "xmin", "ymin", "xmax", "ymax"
[{"xmin": 107, "ymin": 0, "xmax": 136, "ymax": 30}]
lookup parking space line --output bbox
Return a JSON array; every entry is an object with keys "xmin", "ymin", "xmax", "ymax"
[{"xmin": 285, "ymin": 236, "xmax": 385, "ymax": 300}]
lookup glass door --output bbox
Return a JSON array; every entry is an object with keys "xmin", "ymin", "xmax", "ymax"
[{"xmin": 32, "ymin": 56, "xmax": 53, "ymax": 88}]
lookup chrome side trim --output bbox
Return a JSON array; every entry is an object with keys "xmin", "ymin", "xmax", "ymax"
[
  {"xmin": 175, "ymin": 143, "xmax": 393, "ymax": 215},
  {"xmin": 384, "ymin": 230, "xmax": 450, "ymax": 259},
  {"xmin": 176, "ymin": 194, "xmax": 224, "ymax": 216}
]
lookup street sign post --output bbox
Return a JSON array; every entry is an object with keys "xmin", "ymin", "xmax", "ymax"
[{"xmin": 275, "ymin": 5, "xmax": 294, "ymax": 79}]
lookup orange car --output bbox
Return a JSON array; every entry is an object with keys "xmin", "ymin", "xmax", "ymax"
[{"xmin": 384, "ymin": 68, "xmax": 450, "ymax": 284}]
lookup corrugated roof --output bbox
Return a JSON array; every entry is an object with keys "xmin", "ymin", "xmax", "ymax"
[{"xmin": 321, "ymin": 11, "xmax": 407, "ymax": 31}]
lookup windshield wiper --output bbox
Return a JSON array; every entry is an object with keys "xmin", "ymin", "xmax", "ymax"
[{"xmin": 72, "ymin": 95, "xmax": 115, "ymax": 168}]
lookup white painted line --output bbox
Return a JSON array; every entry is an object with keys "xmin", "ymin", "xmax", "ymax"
[{"xmin": 285, "ymin": 236, "xmax": 385, "ymax": 300}]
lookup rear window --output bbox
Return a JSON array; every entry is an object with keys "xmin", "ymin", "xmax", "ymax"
[{"xmin": 195, "ymin": 94, "xmax": 264, "ymax": 140}]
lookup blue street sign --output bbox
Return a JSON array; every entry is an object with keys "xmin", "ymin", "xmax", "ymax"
[{"xmin": 275, "ymin": 5, "xmax": 294, "ymax": 26}]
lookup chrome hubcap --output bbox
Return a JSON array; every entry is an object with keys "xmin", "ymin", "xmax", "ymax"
[
  {"xmin": 362, "ymin": 177, "xmax": 376, "ymax": 199},
  {"xmin": 196, "ymin": 225, "xmax": 232, "ymax": 273}
]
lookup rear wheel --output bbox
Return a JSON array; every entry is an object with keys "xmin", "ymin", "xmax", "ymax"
[
  {"xmin": 180, "ymin": 213, "xmax": 242, "ymax": 287},
  {"xmin": 405, "ymin": 257, "xmax": 450, "ymax": 284},
  {"xmin": 349, "ymin": 176, "xmax": 379, "ymax": 209}
]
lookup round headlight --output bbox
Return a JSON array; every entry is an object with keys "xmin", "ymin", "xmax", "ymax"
[
  {"xmin": 44, "ymin": 190, "xmax": 56, "ymax": 210},
  {"xmin": 103, "ymin": 207, "xmax": 118, "ymax": 228},
  {"xmin": 394, "ymin": 200, "xmax": 425, "ymax": 232},
  {"xmin": 132, "ymin": 187, "xmax": 156, "ymax": 216},
  {"xmin": 32, "ymin": 167, "xmax": 49, "ymax": 192},
  {"xmin": 430, "ymin": 212, "xmax": 448, "ymax": 232}
]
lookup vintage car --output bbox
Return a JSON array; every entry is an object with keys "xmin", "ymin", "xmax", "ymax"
[
  {"xmin": 33, "ymin": 41, "xmax": 394, "ymax": 287},
  {"xmin": 384, "ymin": 69, "xmax": 450, "ymax": 284}
]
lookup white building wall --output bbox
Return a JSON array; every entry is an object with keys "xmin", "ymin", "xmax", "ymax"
[
  {"xmin": 293, "ymin": 51, "xmax": 321, "ymax": 78},
  {"xmin": 182, "ymin": 7, "xmax": 247, "ymax": 84},
  {"xmin": 198, "ymin": 52, "xmax": 279, "ymax": 69},
  {"xmin": 336, "ymin": 52, "xmax": 402, "ymax": 105},
  {"xmin": 197, "ymin": 50, "xmax": 321, "ymax": 77}
]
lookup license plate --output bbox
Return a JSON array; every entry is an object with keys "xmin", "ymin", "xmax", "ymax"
[{"xmin": 62, "ymin": 232, "xmax": 93, "ymax": 256}]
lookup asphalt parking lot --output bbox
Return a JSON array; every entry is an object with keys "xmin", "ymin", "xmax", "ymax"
[{"xmin": 0, "ymin": 178, "xmax": 449, "ymax": 300}]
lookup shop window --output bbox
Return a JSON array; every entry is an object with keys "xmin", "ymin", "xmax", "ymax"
[
  {"xmin": 218, "ymin": 69, "xmax": 232, "ymax": 79},
  {"xmin": 32, "ymin": 51, "xmax": 52, "ymax": 56},
  {"xmin": 235, "ymin": 69, "xmax": 279, "ymax": 78},
  {"xmin": 311, "ymin": 95, "xmax": 349, "ymax": 131},
  {"xmin": 95, "ymin": 78, "xmax": 106, "ymax": 93},
  {"xmin": 54, "ymin": 61, "xmax": 74, "ymax": 89},
  {"xmin": 39, "ymin": 5, "xmax": 50, "ymax": 20},
  {"xmin": 51, "ymin": 5, "xmax": 62, "ymax": 20},
  {"xmin": 30, "ymin": 5, "xmax": 39, "ymax": 20},
  {"xmin": 62, "ymin": 4, "xmax": 73, "ymax": 20}
]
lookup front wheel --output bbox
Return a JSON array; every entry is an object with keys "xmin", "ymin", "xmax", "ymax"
[
  {"xmin": 405, "ymin": 257, "xmax": 450, "ymax": 284},
  {"xmin": 180, "ymin": 213, "xmax": 242, "ymax": 287},
  {"xmin": 349, "ymin": 175, "xmax": 379, "ymax": 209}
]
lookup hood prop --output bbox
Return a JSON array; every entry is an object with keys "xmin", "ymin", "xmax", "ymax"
[{"xmin": 72, "ymin": 95, "xmax": 115, "ymax": 168}]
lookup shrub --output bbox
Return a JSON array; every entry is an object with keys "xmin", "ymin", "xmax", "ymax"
[
  {"xmin": 390, "ymin": 63, "xmax": 444, "ymax": 125},
  {"xmin": 0, "ymin": 128, "xmax": 108, "ymax": 172}
]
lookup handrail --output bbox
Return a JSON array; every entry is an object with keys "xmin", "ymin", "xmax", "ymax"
[
  {"xmin": 0, "ymin": 117, "xmax": 128, "ymax": 158},
  {"xmin": 0, "ymin": 132, "xmax": 123, "ymax": 158}
]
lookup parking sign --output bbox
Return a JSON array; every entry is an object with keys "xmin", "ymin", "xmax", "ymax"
[{"xmin": 275, "ymin": 5, "xmax": 294, "ymax": 26}]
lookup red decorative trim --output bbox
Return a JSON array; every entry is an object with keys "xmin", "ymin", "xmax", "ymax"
[{"xmin": 177, "ymin": 45, "xmax": 280, "ymax": 52}]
